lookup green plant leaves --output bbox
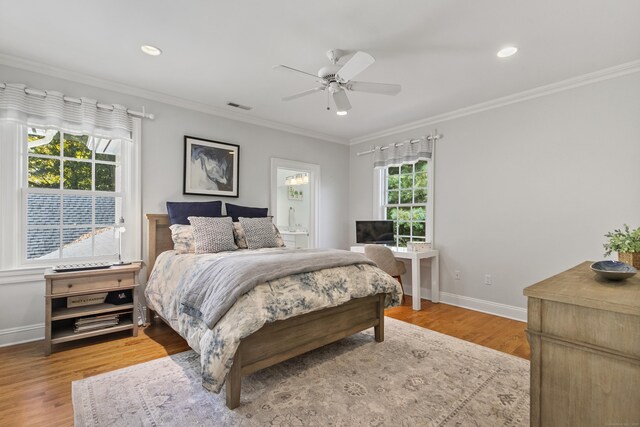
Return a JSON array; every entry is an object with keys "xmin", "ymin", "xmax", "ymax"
[{"xmin": 603, "ymin": 224, "xmax": 640, "ymax": 256}]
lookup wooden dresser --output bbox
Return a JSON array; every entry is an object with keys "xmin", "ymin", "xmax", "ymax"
[{"xmin": 524, "ymin": 262, "xmax": 640, "ymax": 426}]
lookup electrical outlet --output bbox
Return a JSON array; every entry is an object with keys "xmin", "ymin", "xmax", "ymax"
[
  {"xmin": 454, "ymin": 270, "xmax": 461, "ymax": 280},
  {"xmin": 484, "ymin": 274, "xmax": 492, "ymax": 285}
]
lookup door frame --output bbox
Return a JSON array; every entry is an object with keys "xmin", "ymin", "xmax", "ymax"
[{"xmin": 270, "ymin": 158, "xmax": 321, "ymax": 248}]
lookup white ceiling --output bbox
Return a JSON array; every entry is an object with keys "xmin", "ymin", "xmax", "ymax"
[{"xmin": 1, "ymin": 0, "xmax": 639, "ymax": 143}]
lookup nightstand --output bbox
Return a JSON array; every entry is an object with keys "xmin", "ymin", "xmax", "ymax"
[{"xmin": 44, "ymin": 263, "xmax": 141, "ymax": 355}]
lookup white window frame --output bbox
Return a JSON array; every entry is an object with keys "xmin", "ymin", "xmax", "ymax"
[
  {"xmin": 373, "ymin": 158, "xmax": 435, "ymax": 247},
  {"xmin": 0, "ymin": 118, "xmax": 141, "ymax": 270},
  {"xmin": 23, "ymin": 129, "xmax": 123, "ymax": 263}
]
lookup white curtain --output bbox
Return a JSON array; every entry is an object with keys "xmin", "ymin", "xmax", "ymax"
[
  {"xmin": 373, "ymin": 138, "xmax": 433, "ymax": 168},
  {"xmin": 0, "ymin": 83, "xmax": 132, "ymax": 139}
]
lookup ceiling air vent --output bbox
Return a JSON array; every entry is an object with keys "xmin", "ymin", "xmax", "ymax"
[{"xmin": 227, "ymin": 102, "xmax": 252, "ymax": 111}]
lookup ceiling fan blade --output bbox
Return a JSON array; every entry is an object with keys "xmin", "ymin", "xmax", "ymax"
[
  {"xmin": 274, "ymin": 65, "xmax": 322, "ymax": 82},
  {"xmin": 282, "ymin": 87, "xmax": 325, "ymax": 101},
  {"xmin": 346, "ymin": 81, "xmax": 402, "ymax": 96},
  {"xmin": 335, "ymin": 51, "xmax": 375, "ymax": 82},
  {"xmin": 332, "ymin": 89, "xmax": 352, "ymax": 112}
]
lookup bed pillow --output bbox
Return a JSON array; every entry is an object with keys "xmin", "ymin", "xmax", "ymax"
[
  {"xmin": 273, "ymin": 224, "xmax": 285, "ymax": 248},
  {"xmin": 232, "ymin": 221, "xmax": 249, "ymax": 249},
  {"xmin": 225, "ymin": 203, "xmax": 268, "ymax": 222},
  {"xmin": 166, "ymin": 201, "xmax": 222, "ymax": 225},
  {"xmin": 239, "ymin": 217, "xmax": 279, "ymax": 249},
  {"xmin": 169, "ymin": 224, "xmax": 195, "ymax": 253},
  {"xmin": 233, "ymin": 221, "xmax": 286, "ymax": 249},
  {"xmin": 273, "ymin": 224, "xmax": 286, "ymax": 248},
  {"xmin": 188, "ymin": 216, "xmax": 237, "ymax": 253}
]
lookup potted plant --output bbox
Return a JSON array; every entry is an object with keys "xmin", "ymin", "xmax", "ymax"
[{"xmin": 603, "ymin": 224, "xmax": 640, "ymax": 269}]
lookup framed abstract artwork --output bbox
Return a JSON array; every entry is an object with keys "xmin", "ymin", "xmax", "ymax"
[{"xmin": 183, "ymin": 136, "xmax": 239, "ymax": 197}]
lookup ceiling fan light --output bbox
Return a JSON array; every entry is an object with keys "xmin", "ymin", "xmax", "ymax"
[
  {"xmin": 141, "ymin": 45, "xmax": 162, "ymax": 56},
  {"xmin": 497, "ymin": 46, "xmax": 518, "ymax": 58},
  {"xmin": 336, "ymin": 110, "xmax": 348, "ymax": 116}
]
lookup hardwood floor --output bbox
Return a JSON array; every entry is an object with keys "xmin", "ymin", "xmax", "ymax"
[
  {"xmin": 0, "ymin": 297, "xmax": 529, "ymax": 426},
  {"xmin": 386, "ymin": 295, "xmax": 530, "ymax": 359}
]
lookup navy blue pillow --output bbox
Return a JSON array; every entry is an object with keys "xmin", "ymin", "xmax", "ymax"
[
  {"xmin": 166, "ymin": 201, "xmax": 223, "ymax": 225},
  {"xmin": 225, "ymin": 203, "xmax": 268, "ymax": 222}
]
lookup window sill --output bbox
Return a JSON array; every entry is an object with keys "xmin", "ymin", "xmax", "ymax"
[{"xmin": 0, "ymin": 266, "xmax": 47, "ymax": 285}]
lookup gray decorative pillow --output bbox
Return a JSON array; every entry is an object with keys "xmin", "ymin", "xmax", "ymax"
[
  {"xmin": 169, "ymin": 224, "xmax": 195, "ymax": 254},
  {"xmin": 188, "ymin": 216, "xmax": 237, "ymax": 254},
  {"xmin": 239, "ymin": 217, "xmax": 278, "ymax": 249},
  {"xmin": 233, "ymin": 221, "xmax": 285, "ymax": 249}
]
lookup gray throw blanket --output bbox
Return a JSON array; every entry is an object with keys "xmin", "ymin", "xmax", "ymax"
[{"xmin": 180, "ymin": 248, "xmax": 375, "ymax": 329}]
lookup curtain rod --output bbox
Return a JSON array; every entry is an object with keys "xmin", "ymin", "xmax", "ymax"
[
  {"xmin": 0, "ymin": 83, "xmax": 155, "ymax": 120},
  {"xmin": 356, "ymin": 131, "xmax": 443, "ymax": 156}
]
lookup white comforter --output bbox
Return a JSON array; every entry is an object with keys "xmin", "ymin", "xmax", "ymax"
[{"xmin": 145, "ymin": 248, "xmax": 403, "ymax": 392}]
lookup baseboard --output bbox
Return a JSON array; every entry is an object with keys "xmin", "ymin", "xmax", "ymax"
[
  {"xmin": 0, "ymin": 290, "xmax": 526, "ymax": 348},
  {"xmin": 403, "ymin": 287, "xmax": 527, "ymax": 322},
  {"xmin": 0, "ymin": 323, "xmax": 44, "ymax": 347}
]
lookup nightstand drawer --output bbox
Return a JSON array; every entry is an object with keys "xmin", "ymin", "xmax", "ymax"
[{"xmin": 51, "ymin": 273, "xmax": 134, "ymax": 295}]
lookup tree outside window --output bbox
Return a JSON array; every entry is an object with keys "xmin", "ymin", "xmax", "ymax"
[
  {"xmin": 383, "ymin": 160, "xmax": 428, "ymax": 247},
  {"xmin": 26, "ymin": 128, "xmax": 121, "ymax": 261}
]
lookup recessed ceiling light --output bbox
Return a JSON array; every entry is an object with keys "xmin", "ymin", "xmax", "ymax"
[
  {"xmin": 336, "ymin": 110, "xmax": 348, "ymax": 116},
  {"xmin": 141, "ymin": 45, "xmax": 162, "ymax": 56},
  {"xmin": 497, "ymin": 46, "xmax": 518, "ymax": 58}
]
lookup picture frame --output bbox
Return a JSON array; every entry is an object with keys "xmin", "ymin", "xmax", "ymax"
[
  {"xmin": 288, "ymin": 186, "xmax": 304, "ymax": 200},
  {"xmin": 183, "ymin": 136, "xmax": 239, "ymax": 197}
]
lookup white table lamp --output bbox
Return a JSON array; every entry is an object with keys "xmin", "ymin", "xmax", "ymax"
[{"xmin": 113, "ymin": 216, "xmax": 131, "ymax": 266}]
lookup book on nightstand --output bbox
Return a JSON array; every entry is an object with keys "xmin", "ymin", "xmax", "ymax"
[{"xmin": 74, "ymin": 313, "xmax": 120, "ymax": 333}]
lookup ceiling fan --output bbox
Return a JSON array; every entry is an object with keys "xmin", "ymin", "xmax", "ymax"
[{"xmin": 274, "ymin": 49, "xmax": 401, "ymax": 115}]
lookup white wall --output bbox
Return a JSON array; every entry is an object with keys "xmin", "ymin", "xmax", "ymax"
[
  {"xmin": 2, "ymin": 65, "xmax": 638, "ymax": 346},
  {"xmin": 350, "ymin": 72, "xmax": 640, "ymax": 318},
  {"xmin": 0, "ymin": 64, "xmax": 350, "ymax": 345}
]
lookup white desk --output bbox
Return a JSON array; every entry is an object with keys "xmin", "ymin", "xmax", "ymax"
[{"xmin": 350, "ymin": 246, "xmax": 440, "ymax": 311}]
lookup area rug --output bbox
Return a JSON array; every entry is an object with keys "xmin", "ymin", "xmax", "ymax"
[{"xmin": 72, "ymin": 317, "xmax": 529, "ymax": 426}]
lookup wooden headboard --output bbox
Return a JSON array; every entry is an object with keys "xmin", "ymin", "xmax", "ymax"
[{"xmin": 146, "ymin": 214, "xmax": 172, "ymax": 279}]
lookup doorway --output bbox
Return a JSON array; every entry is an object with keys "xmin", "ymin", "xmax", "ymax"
[{"xmin": 270, "ymin": 158, "xmax": 320, "ymax": 248}]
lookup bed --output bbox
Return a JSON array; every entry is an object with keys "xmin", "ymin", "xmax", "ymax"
[{"xmin": 144, "ymin": 213, "xmax": 402, "ymax": 409}]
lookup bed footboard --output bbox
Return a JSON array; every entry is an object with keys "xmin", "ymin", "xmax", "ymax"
[{"xmin": 226, "ymin": 293, "xmax": 386, "ymax": 409}]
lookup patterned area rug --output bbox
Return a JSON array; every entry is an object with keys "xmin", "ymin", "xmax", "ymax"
[{"xmin": 73, "ymin": 318, "xmax": 529, "ymax": 426}]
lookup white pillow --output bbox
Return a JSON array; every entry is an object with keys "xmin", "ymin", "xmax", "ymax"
[
  {"xmin": 232, "ymin": 221, "xmax": 249, "ymax": 249},
  {"xmin": 169, "ymin": 224, "xmax": 195, "ymax": 254},
  {"xmin": 273, "ymin": 224, "xmax": 286, "ymax": 248}
]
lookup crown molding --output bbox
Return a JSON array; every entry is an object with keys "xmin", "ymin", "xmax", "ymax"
[
  {"xmin": 350, "ymin": 59, "xmax": 640, "ymax": 145},
  {"xmin": 3, "ymin": 52, "xmax": 637, "ymax": 147},
  {"xmin": 0, "ymin": 53, "xmax": 348, "ymax": 145}
]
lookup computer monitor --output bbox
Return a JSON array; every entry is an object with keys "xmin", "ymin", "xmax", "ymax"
[{"xmin": 355, "ymin": 220, "xmax": 395, "ymax": 245}]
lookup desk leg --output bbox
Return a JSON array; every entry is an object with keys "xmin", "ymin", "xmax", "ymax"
[
  {"xmin": 412, "ymin": 259, "xmax": 421, "ymax": 311},
  {"xmin": 431, "ymin": 255, "xmax": 440, "ymax": 303}
]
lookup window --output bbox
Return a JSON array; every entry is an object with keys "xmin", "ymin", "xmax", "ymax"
[
  {"xmin": 24, "ymin": 128, "xmax": 123, "ymax": 262},
  {"xmin": 381, "ymin": 160, "xmax": 429, "ymax": 247}
]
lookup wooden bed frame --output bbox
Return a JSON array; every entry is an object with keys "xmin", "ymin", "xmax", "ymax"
[{"xmin": 145, "ymin": 214, "xmax": 386, "ymax": 409}]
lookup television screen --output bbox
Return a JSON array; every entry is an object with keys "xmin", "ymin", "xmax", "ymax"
[{"xmin": 356, "ymin": 220, "xmax": 395, "ymax": 245}]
